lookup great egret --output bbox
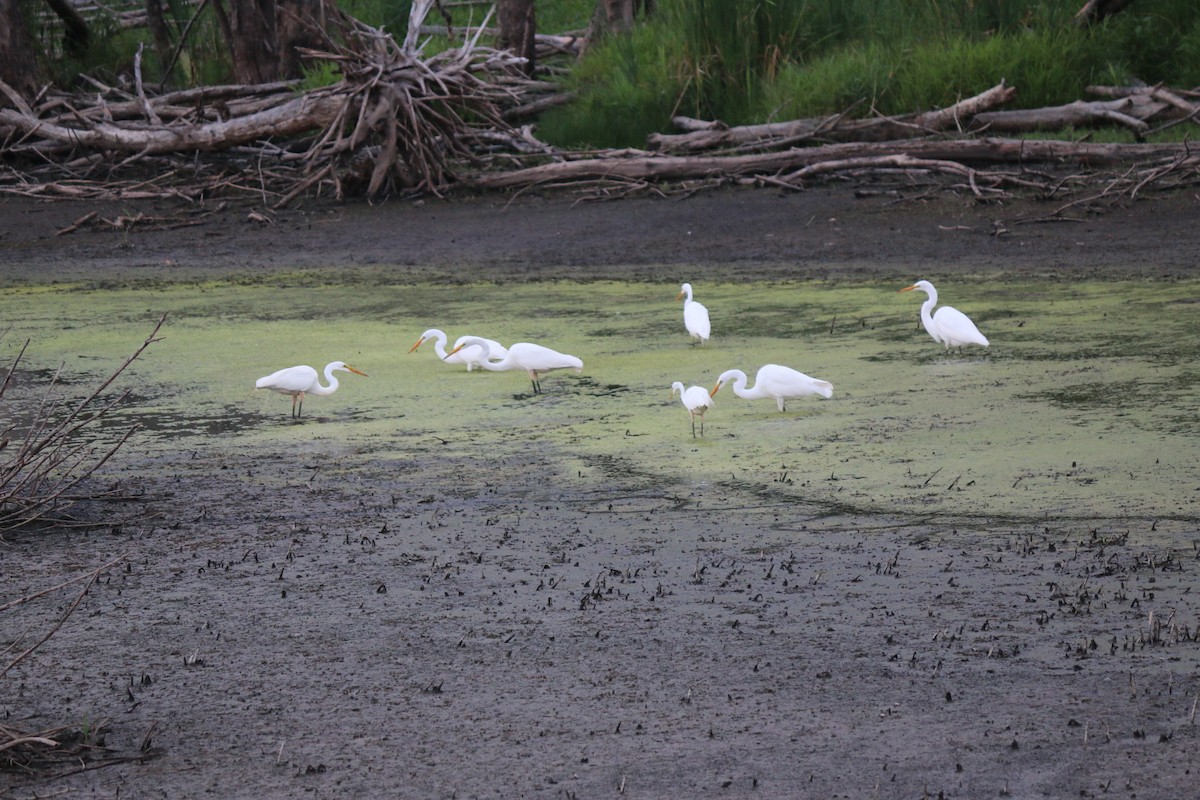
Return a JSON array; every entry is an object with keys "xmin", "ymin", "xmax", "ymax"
[
  {"xmin": 671, "ymin": 381, "xmax": 714, "ymax": 438},
  {"xmin": 900, "ymin": 280, "xmax": 990, "ymax": 351},
  {"xmin": 255, "ymin": 361, "xmax": 368, "ymax": 418},
  {"xmin": 408, "ymin": 328, "xmax": 509, "ymax": 371},
  {"xmin": 446, "ymin": 336, "xmax": 583, "ymax": 394},
  {"xmin": 677, "ymin": 282, "xmax": 711, "ymax": 344},
  {"xmin": 711, "ymin": 365, "xmax": 833, "ymax": 412}
]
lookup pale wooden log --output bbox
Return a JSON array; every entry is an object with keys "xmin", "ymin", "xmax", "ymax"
[
  {"xmin": 0, "ymin": 92, "xmax": 345, "ymax": 154},
  {"xmin": 467, "ymin": 138, "xmax": 1191, "ymax": 189},
  {"xmin": 416, "ymin": 24, "xmax": 581, "ymax": 54},
  {"xmin": 670, "ymin": 117, "xmax": 724, "ymax": 133},
  {"xmin": 649, "ymin": 83, "xmax": 1016, "ymax": 153},
  {"xmin": 1063, "ymin": 84, "xmax": 1197, "ymax": 121},
  {"xmin": 971, "ymin": 97, "xmax": 1165, "ymax": 134}
]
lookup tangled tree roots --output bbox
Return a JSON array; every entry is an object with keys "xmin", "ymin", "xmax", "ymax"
[
  {"xmin": 2, "ymin": 2, "xmax": 1198, "ymax": 210},
  {"xmin": 0, "ymin": 0, "xmax": 544, "ymax": 205}
]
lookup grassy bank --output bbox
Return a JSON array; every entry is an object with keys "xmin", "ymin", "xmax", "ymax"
[{"xmin": 540, "ymin": 0, "xmax": 1200, "ymax": 147}]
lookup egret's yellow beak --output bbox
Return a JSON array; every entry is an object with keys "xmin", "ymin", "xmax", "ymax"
[
  {"xmin": 899, "ymin": 284, "xmax": 918, "ymax": 293},
  {"xmin": 347, "ymin": 365, "xmax": 369, "ymax": 377},
  {"xmin": 444, "ymin": 343, "xmax": 465, "ymax": 360},
  {"xmin": 676, "ymin": 291, "xmax": 686, "ymax": 301},
  {"xmin": 710, "ymin": 382, "xmax": 723, "ymax": 397},
  {"xmin": 408, "ymin": 337, "xmax": 426, "ymax": 353}
]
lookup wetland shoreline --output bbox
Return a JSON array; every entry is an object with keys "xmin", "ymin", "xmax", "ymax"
[{"xmin": 2, "ymin": 188, "xmax": 1199, "ymax": 799}]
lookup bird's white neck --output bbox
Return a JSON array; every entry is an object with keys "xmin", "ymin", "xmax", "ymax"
[
  {"xmin": 919, "ymin": 294, "xmax": 938, "ymax": 340},
  {"xmin": 728, "ymin": 372, "xmax": 759, "ymax": 400},
  {"xmin": 311, "ymin": 364, "xmax": 341, "ymax": 396}
]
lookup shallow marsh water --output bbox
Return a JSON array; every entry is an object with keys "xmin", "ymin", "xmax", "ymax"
[
  {"xmin": 4, "ymin": 272, "xmax": 1197, "ymax": 531},
  {"xmin": 6, "ymin": 192, "xmax": 1200, "ymax": 799}
]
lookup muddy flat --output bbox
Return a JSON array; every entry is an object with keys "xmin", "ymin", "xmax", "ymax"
[{"xmin": 2, "ymin": 188, "xmax": 1199, "ymax": 799}]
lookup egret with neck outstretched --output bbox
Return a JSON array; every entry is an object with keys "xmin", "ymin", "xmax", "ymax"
[
  {"xmin": 408, "ymin": 328, "xmax": 508, "ymax": 371},
  {"xmin": 445, "ymin": 336, "xmax": 582, "ymax": 394},
  {"xmin": 255, "ymin": 361, "xmax": 368, "ymax": 418},
  {"xmin": 900, "ymin": 280, "xmax": 989, "ymax": 351},
  {"xmin": 711, "ymin": 365, "xmax": 833, "ymax": 412},
  {"xmin": 671, "ymin": 381, "xmax": 714, "ymax": 438},
  {"xmin": 677, "ymin": 282, "xmax": 711, "ymax": 344}
]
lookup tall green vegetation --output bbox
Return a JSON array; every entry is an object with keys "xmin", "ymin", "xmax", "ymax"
[{"xmin": 539, "ymin": 0, "xmax": 1200, "ymax": 148}]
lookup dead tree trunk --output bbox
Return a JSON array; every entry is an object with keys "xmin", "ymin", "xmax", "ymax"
[
  {"xmin": 0, "ymin": 0, "xmax": 43, "ymax": 99},
  {"xmin": 145, "ymin": 0, "xmax": 175, "ymax": 79},
  {"xmin": 497, "ymin": 0, "xmax": 537, "ymax": 76},
  {"xmin": 278, "ymin": 0, "xmax": 334, "ymax": 78},
  {"xmin": 584, "ymin": 0, "xmax": 653, "ymax": 53},
  {"xmin": 214, "ymin": 0, "xmax": 280, "ymax": 84},
  {"xmin": 43, "ymin": 0, "xmax": 92, "ymax": 57}
]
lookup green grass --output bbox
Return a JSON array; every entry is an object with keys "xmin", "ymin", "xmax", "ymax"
[
  {"xmin": 22, "ymin": 0, "xmax": 1200, "ymax": 152},
  {"xmin": 540, "ymin": 0, "xmax": 1200, "ymax": 148}
]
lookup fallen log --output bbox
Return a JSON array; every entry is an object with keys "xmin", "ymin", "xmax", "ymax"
[
  {"xmin": 970, "ymin": 96, "xmax": 1167, "ymax": 135},
  {"xmin": 0, "ymin": 91, "xmax": 345, "ymax": 154},
  {"xmin": 648, "ymin": 83, "xmax": 1018, "ymax": 153},
  {"xmin": 467, "ymin": 138, "xmax": 1194, "ymax": 189}
]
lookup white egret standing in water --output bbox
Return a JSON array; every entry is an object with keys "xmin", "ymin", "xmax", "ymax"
[
  {"xmin": 255, "ymin": 361, "xmax": 368, "ymax": 418},
  {"xmin": 671, "ymin": 381, "xmax": 715, "ymax": 438},
  {"xmin": 445, "ymin": 336, "xmax": 582, "ymax": 394},
  {"xmin": 408, "ymin": 328, "xmax": 508, "ymax": 371},
  {"xmin": 677, "ymin": 282, "xmax": 711, "ymax": 344},
  {"xmin": 711, "ymin": 365, "xmax": 833, "ymax": 412},
  {"xmin": 900, "ymin": 280, "xmax": 989, "ymax": 351}
]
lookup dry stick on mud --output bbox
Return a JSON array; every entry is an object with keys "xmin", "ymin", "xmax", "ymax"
[
  {"xmin": 1, "ymin": 555, "xmax": 129, "ymax": 775},
  {"xmin": 1, "ymin": 553, "xmax": 130, "ymax": 679},
  {"xmin": 0, "ymin": 314, "xmax": 167, "ymax": 531}
]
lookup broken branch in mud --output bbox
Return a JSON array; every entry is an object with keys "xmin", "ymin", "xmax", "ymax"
[
  {"xmin": 1, "ymin": 554, "xmax": 129, "ymax": 679},
  {"xmin": 0, "ymin": 315, "xmax": 165, "ymax": 532}
]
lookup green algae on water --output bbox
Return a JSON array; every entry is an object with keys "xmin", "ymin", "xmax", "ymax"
[{"xmin": 3, "ymin": 274, "xmax": 1197, "ymax": 529}]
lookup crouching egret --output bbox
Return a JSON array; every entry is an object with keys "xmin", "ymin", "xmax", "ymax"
[
  {"xmin": 446, "ymin": 336, "xmax": 583, "ymax": 394},
  {"xmin": 255, "ymin": 361, "xmax": 367, "ymax": 418},
  {"xmin": 677, "ymin": 282, "xmax": 711, "ymax": 344},
  {"xmin": 409, "ymin": 328, "xmax": 509, "ymax": 371},
  {"xmin": 671, "ymin": 381, "xmax": 715, "ymax": 438},
  {"xmin": 711, "ymin": 365, "xmax": 833, "ymax": 412},
  {"xmin": 900, "ymin": 280, "xmax": 989, "ymax": 351}
]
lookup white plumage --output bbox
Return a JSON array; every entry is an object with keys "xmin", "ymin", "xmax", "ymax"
[
  {"xmin": 677, "ymin": 282, "xmax": 711, "ymax": 344},
  {"xmin": 901, "ymin": 280, "xmax": 989, "ymax": 351},
  {"xmin": 447, "ymin": 336, "xmax": 583, "ymax": 394},
  {"xmin": 671, "ymin": 381, "xmax": 715, "ymax": 438},
  {"xmin": 409, "ymin": 328, "xmax": 509, "ymax": 371},
  {"xmin": 255, "ymin": 361, "xmax": 368, "ymax": 418},
  {"xmin": 711, "ymin": 365, "xmax": 833, "ymax": 412}
]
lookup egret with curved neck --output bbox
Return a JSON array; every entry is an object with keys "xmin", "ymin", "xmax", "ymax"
[
  {"xmin": 255, "ymin": 361, "xmax": 368, "ymax": 418},
  {"xmin": 900, "ymin": 280, "xmax": 989, "ymax": 351},
  {"xmin": 408, "ymin": 328, "xmax": 508, "ymax": 371},
  {"xmin": 676, "ymin": 282, "xmax": 711, "ymax": 344},
  {"xmin": 446, "ymin": 336, "xmax": 582, "ymax": 395},
  {"xmin": 711, "ymin": 365, "xmax": 833, "ymax": 412}
]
